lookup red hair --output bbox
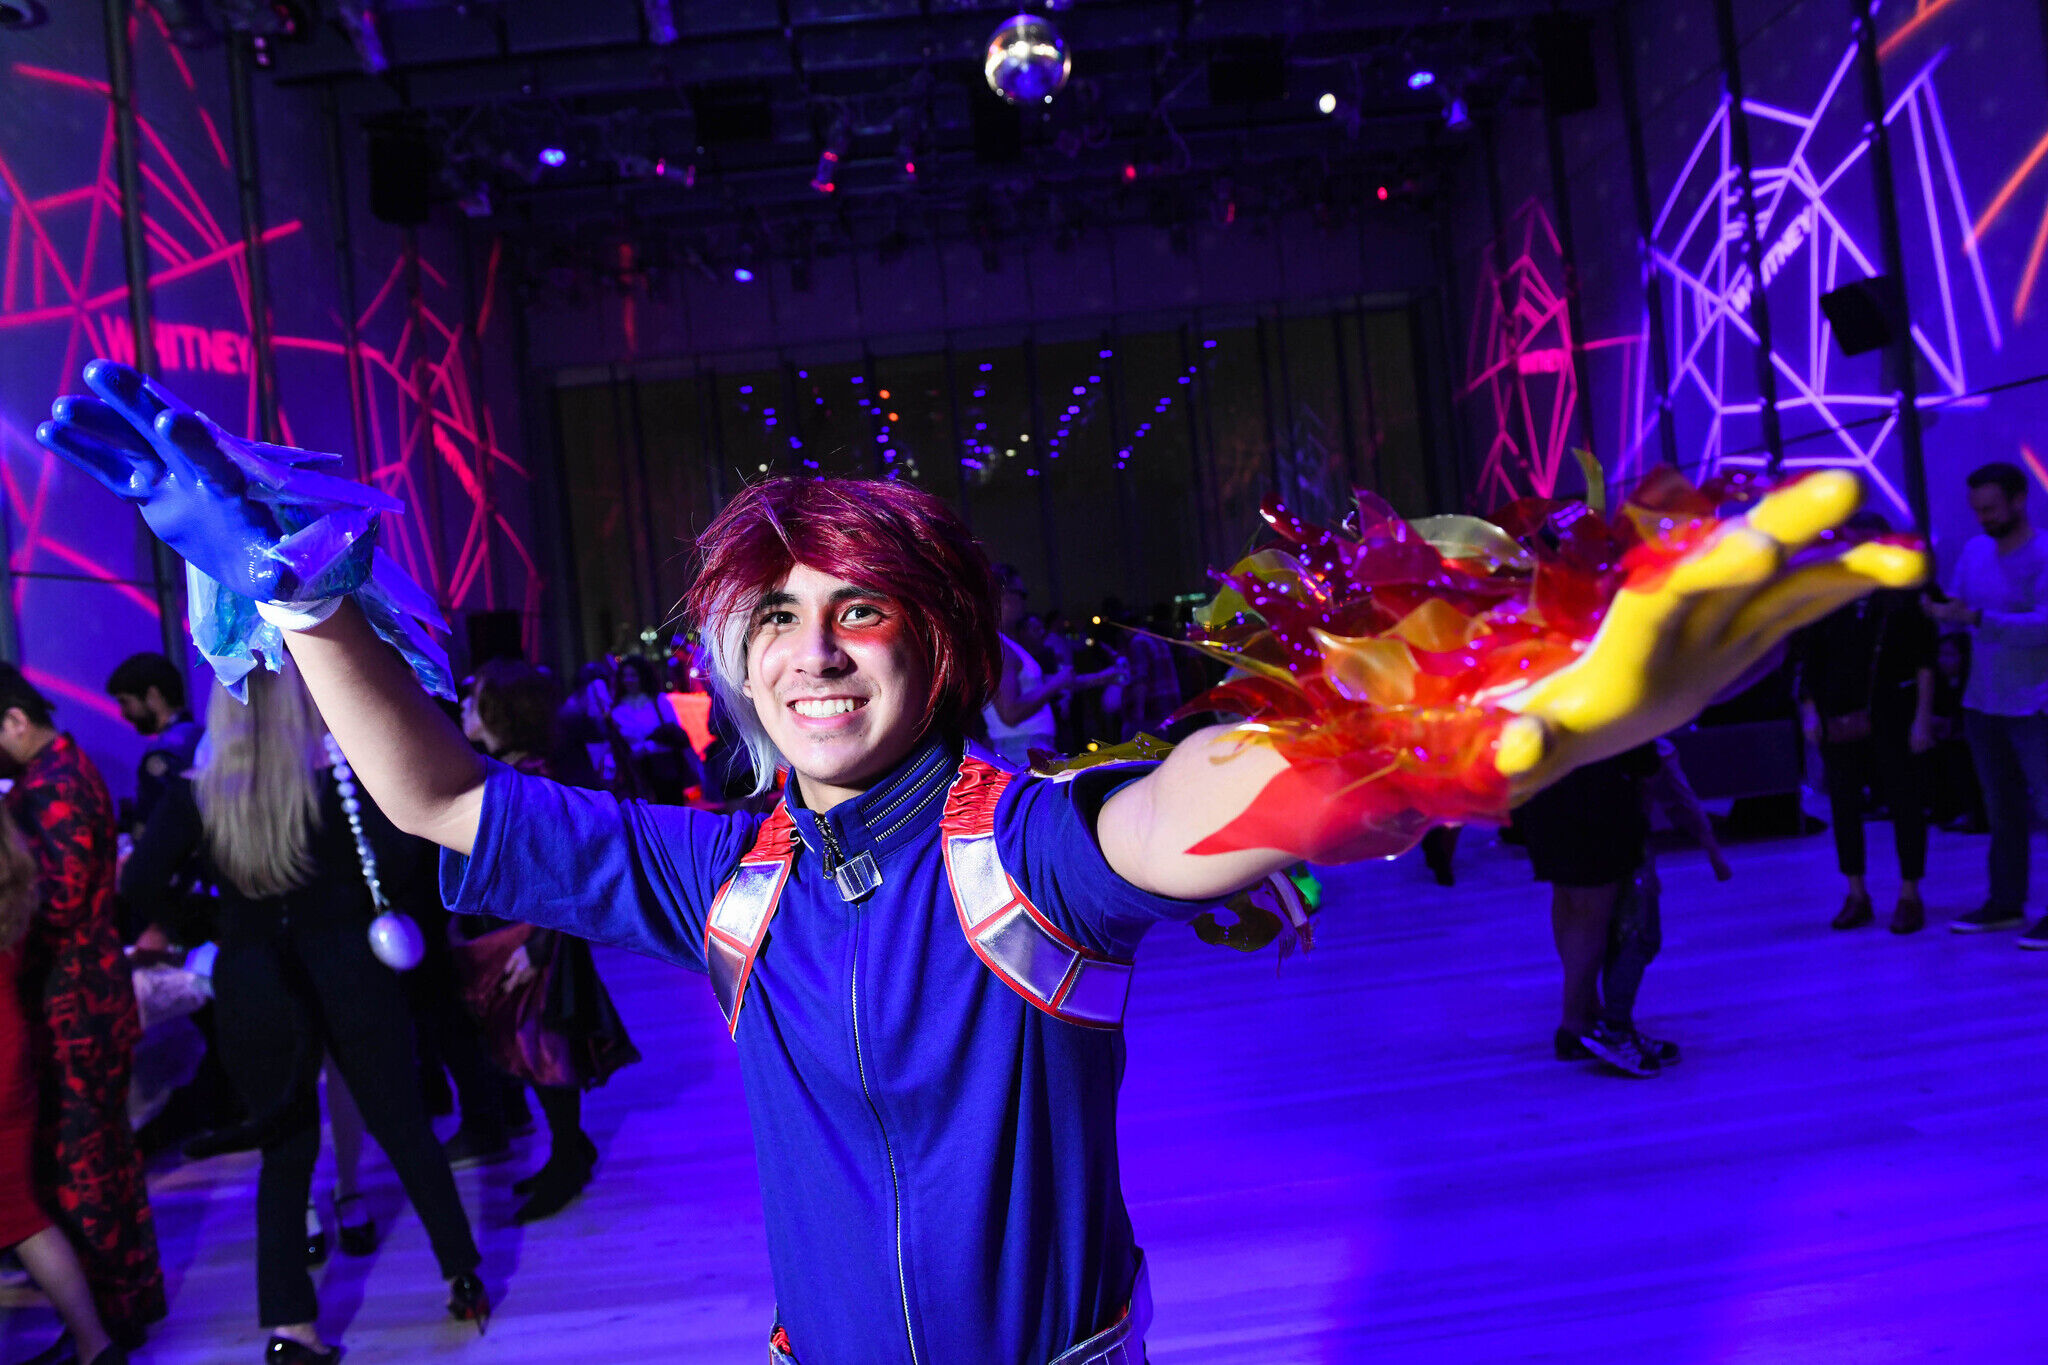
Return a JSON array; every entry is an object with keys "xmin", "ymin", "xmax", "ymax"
[{"xmin": 682, "ymin": 478, "xmax": 1002, "ymax": 784}]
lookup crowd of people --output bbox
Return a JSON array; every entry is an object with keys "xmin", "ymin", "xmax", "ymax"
[{"xmin": 0, "ymin": 405, "xmax": 2036, "ymax": 1358}]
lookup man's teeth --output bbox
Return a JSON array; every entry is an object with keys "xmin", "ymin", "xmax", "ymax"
[{"xmin": 793, "ymin": 698, "xmax": 861, "ymax": 718}]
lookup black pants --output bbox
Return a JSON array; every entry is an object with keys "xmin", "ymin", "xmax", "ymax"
[
  {"xmin": 213, "ymin": 916, "xmax": 480, "ymax": 1327},
  {"xmin": 1820, "ymin": 731, "xmax": 1928, "ymax": 881}
]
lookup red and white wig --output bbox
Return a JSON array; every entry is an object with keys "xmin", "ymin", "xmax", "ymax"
[{"xmin": 681, "ymin": 477, "xmax": 1005, "ymax": 792}]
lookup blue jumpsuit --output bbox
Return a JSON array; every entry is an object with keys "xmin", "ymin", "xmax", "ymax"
[{"xmin": 440, "ymin": 734, "xmax": 1199, "ymax": 1364}]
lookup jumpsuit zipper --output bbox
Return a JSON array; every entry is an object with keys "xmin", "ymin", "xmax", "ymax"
[
  {"xmin": 849, "ymin": 896, "xmax": 920, "ymax": 1365},
  {"xmin": 824, "ymin": 810, "xmax": 919, "ymax": 1363}
]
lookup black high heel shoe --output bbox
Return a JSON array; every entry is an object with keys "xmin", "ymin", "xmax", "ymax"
[
  {"xmin": 265, "ymin": 1337, "xmax": 342, "ymax": 1363},
  {"xmin": 446, "ymin": 1271, "xmax": 490, "ymax": 1335},
  {"xmin": 333, "ymin": 1191, "xmax": 377, "ymax": 1257}
]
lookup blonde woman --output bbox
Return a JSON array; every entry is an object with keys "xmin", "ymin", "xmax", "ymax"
[
  {"xmin": 121, "ymin": 663, "xmax": 485, "ymax": 1362},
  {"xmin": 0, "ymin": 800, "xmax": 128, "ymax": 1365}
]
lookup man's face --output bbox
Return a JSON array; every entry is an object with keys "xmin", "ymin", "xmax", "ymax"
[
  {"xmin": 742, "ymin": 562, "xmax": 932, "ymax": 808},
  {"xmin": 0, "ymin": 708, "xmax": 39, "ymax": 776},
  {"xmin": 1971, "ymin": 483, "xmax": 2025, "ymax": 538},
  {"xmin": 115, "ymin": 691, "xmax": 158, "ymax": 736}
]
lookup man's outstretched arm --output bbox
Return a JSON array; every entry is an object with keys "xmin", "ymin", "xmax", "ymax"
[
  {"xmin": 283, "ymin": 599, "xmax": 487, "ymax": 855},
  {"xmin": 1096, "ymin": 471, "xmax": 1925, "ymax": 902}
]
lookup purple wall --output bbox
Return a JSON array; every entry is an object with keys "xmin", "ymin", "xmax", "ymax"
[{"xmin": 1450, "ymin": 0, "xmax": 2048, "ymax": 573}]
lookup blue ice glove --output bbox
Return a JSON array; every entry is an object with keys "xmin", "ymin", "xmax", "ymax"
[
  {"xmin": 37, "ymin": 360, "xmax": 455, "ymax": 699},
  {"xmin": 36, "ymin": 359, "xmax": 398, "ymax": 602}
]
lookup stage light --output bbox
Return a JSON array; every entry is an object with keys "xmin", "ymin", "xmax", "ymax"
[
  {"xmin": 811, "ymin": 115, "xmax": 851, "ymax": 194},
  {"xmin": 1444, "ymin": 96, "xmax": 1469, "ymax": 129},
  {"xmin": 1317, "ymin": 92, "xmax": 1337, "ymax": 115},
  {"xmin": 1407, "ymin": 69, "xmax": 1435, "ymax": 90},
  {"xmin": 539, "ymin": 147, "xmax": 568, "ymax": 168},
  {"xmin": 1377, "ymin": 185, "xmax": 1389, "ymax": 201},
  {"xmin": 733, "ymin": 266, "xmax": 755, "ymax": 283}
]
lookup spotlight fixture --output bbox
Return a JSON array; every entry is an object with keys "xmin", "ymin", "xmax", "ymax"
[
  {"xmin": 810, "ymin": 113, "xmax": 850, "ymax": 194},
  {"xmin": 733, "ymin": 266, "xmax": 755, "ymax": 283},
  {"xmin": 1317, "ymin": 91, "xmax": 1338, "ymax": 115},
  {"xmin": 1407, "ymin": 69, "xmax": 1435, "ymax": 90},
  {"xmin": 538, "ymin": 146, "xmax": 568, "ymax": 168}
]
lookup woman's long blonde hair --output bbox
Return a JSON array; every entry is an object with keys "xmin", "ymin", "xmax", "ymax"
[
  {"xmin": 0, "ymin": 804, "xmax": 39, "ymax": 954},
  {"xmin": 195, "ymin": 662, "xmax": 327, "ymax": 899}
]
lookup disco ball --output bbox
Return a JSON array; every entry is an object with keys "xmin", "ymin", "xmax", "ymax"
[{"xmin": 985, "ymin": 13, "xmax": 1071, "ymax": 105}]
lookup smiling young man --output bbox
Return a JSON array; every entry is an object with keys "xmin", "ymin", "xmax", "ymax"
[
  {"xmin": 287, "ymin": 477, "xmax": 1289, "ymax": 1365},
  {"xmin": 38, "ymin": 358, "xmax": 1920, "ymax": 1365}
]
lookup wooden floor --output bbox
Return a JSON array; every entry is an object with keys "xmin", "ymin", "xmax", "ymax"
[{"xmin": 9, "ymin": 817, "xmax": 2048, "ymax": 1363}]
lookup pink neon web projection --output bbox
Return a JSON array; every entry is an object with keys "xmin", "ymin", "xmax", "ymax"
[
  {"xmin": 0, "ymin": 0, "xmax": 542, "ymax": 675},
  {"xmin": 1463, "ymin": 199, "xmax": 1647, "ymax": 507},
  {"xmin": 1629, "ymin": 39, "xmax": 2000, "ymax": 514}
]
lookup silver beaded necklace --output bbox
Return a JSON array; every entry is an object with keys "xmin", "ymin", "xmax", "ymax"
[{"xmin": 321, "ymin": 733, "xmax": 386, "ymax": 911}]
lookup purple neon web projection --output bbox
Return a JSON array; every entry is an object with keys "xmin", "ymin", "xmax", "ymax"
[{"xmin": 1629, "ymin": 37, "xmax": 2000, "ymax": 515}]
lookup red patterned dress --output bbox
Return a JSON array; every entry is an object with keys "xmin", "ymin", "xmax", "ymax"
[{"xmin": 8, "ymin": 734, "xmax": 166, "ymax": 1340}]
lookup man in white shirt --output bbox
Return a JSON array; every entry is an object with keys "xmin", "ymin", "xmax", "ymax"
[{"xmin": 1927, "ymin": 461, "xmax": 2048, "ymax": 944}]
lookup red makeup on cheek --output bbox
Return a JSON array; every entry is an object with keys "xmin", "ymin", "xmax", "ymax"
[{"xmin": 847, "ymin": 610, "xmax": 908, "ymax": 650}]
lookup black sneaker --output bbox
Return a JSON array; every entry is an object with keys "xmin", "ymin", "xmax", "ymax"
[
  {"xmin": 1553, "ymin": 1027, "xmax": 1592, "ymax": 1061},
  {"xmin": 441, "ymin": 1126, "xmax": 511, "ymax": 1170},
  {"xmin": 1950, "ymin": 905, "xmax": 2026, "ymax": 933},
  {"xmin": 1577, "ymin": 1024, "xmax": 1660, "ymax": 1078},
  {"xmin": 2020, "ymin": 917, "xmax": 2048, "ymax": 950},
  {"xmin": 1632, "ymin": 1030, "xmax": 1681, "ymax": 1066}
]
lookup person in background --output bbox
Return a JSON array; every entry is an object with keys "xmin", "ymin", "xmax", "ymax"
[
  {"xmin": 984, "ymin": 563, "xmax": 1074, "ymax": 766},
  {"xmin": 1513, "ymin": 746, "xmax": 1673, "ymax": 1079},
  {"xmin": 0, "ymin": 799, "xmax": 129, "ymax": 1365},
  {"xmin": 1594, "ymin": 739, "xmax": 1732, "ymax": 1050},
  {"xmin": 456, "ymin": 661, "xmax": 638, "ymax": 1222},
  {"xmin": 1119, "ymin": 602, "xmax": 1185, "ymax": 742},
  {"xmin": 1925, "ymin": 461, "xmax": 2048, "ymax": 944},
  {"xmin": 609, "ymin": 655, "xmax": 665, "ymax": 753},
  {"xmin": 121, "ymin": 663, "xmax": 485, "ymax": 1361},
  {"xmin": 1796, "ymin": 555, "xmax": 1938, "ymax": 934},
  {"xmin": 609, "ymin": 654, "xmax": 696, "ymax": 803},
  {"xmin": 0, "ymin": 664, "xmax": 164, "ymax": 1347},
  {"xmin": 559, "ymin": 662, "xmax": 618, "ymax": 786},
  {"xmin": 106, "ymin": 652, "xmax": 203, "ymax": 835}
]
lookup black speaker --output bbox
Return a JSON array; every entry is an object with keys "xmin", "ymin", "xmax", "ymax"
[
  {"xmin": 1535, "ymin": 18, "xmax": 1598, "ymax": 115},
  {"xmin": 1820, "ymin": 275, "xmax": 1907, "ymax": 356},
  {"xmin": 690, "ymin": 81, "xmax": 775, "ymax": 146},
  {"xmin": 367, "ymin": 130, "xmax": 434, "ymax": 226},
  {"xmin": 971, "ymin": 85, "xmax": 1023, "ymax": 164},
  {"xmin": 1208, "ymin": 40, "xmax": 1285, "ymax": 104},
  {"xmin": 464, "ymin": 610, "xmax": 523, "ymax": 668}
]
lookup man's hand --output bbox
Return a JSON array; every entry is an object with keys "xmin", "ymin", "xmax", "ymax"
[
  {"xmin": 36, "ymin": 359, "xmax": 399, "ymax": 603},
  {"xmin": 1100, "ymin": 470, "xmax": 1926, "ymax": 897},
  {"xmin": 1492, "ymin": 472, "xmax": 1925, "ymax": 799}
]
